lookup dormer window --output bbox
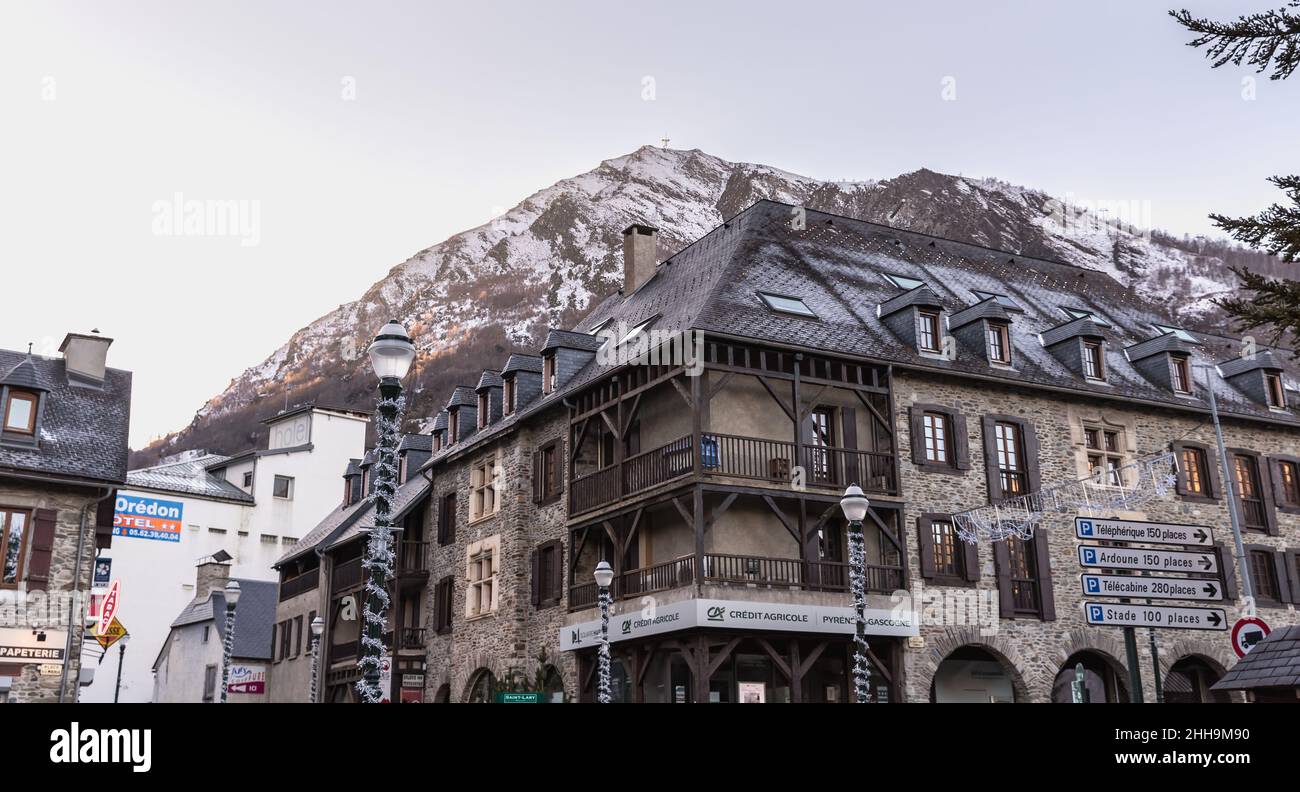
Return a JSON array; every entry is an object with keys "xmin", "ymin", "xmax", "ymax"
[
  {"xmin": 1154, "ymin": 324, "xmax": 1197, "ymax": 343},
  {"xmin": 1083, "ymin": 341, "xmax": 1105, "ymax": 381},
  {"xmin": 3, "ymin": 390, "xmax": 38, "ymax": 434},
  {"xmin": 449, "ymin": 411, "xmax": 459, "ymax": 444},
  {"xmin": 987, "ymin": 323, "xmax": 1011, "ymax": 365},
  {"xmin": 433, "ymin": 432, "xmax": 442, "ymax": 452},
  {"xmin": 542, "ymin": 355, "xmax": 556, "ymax": 394},
  {"xmin": 1266, "ymin": 371, "xmax": 1285, "ymax": 408},
  {"xmin": 503, "ymin": 378, "xmax": 515, "ymax": 415},
  {"xmin": 1066, "ymin": 308, "xmax": 1111, "ymax": 328},
  {"xmin": 918, "ymin": 311, "xmax": 941, "ymax": 353},
  {"xmin": 972, "ymin": 291, "xmax": 1023, "ymax": 312},
  {"xmin": 758, "ymin": 292, "xmax": 817, "ymax": 318},
  {"xmin": 1171, "ymin": 355, "xmax": 1192, "ymax": 394},
  {"xmin": 477, "ymin": 392, "xmax": 489, "ymax": 429}
]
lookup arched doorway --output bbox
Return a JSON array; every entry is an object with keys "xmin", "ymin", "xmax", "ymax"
[
  {"xmin": 1051, "ymin": 651, "xmax": 1129, "ymax": 703},
  {"xmin": 930, "ymin": 646, "xmax": 1018, "ymax": 703},
  {"xmin": 539, "ymin": 665, "xmax": 565, "ymax": 703},
  {"xmin": 1164, "ymin": 656, "xmax": 1229, "ymax": 703},
  {"xmin": 432, "ymin": 683, "xmax": 451, "ymax": 703},
  {"xmin": 465, "ymin": 669, "xmax": 496, "ymax": 703}
]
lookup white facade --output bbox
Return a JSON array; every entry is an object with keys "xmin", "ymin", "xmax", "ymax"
[{"xmin": 80, "ymin": 407, "xmax": 367, "ymax": 703}]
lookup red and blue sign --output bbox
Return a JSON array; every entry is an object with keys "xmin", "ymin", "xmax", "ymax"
[{"xmin": 113, "ymin": 494, "xmax": 184, "ymax": 542}]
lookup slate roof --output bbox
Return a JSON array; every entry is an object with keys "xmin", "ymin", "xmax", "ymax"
[
  {"xmin": 1219, "ymin": 350, "xmax": 1284, "ymax": 379},
  {"xmin": 165, "ymin": 577, "xmax": 276, "ymax": 661},
  {"xmin": 418, "ymin": 199, "xmax": 1300, "ymax": 475},
  {"xmin": 0, "ymin": 348, "xmax": 132, "ymax": 485},
  {"xmin": 274, "ymin": 497, "xmax": 370, "ymax": 566},
  {"xmin": 259, "ymin": 401, "xmax": 371, "ymax": 425},
  {"xmin": 0, "ymin": 356, "xmax": 48, "ymax": 391},
  {"xmin": 343, "ymin": 458, "xmax": 362, "ymax": 477},
  {"xmin": 398, "ymin": 433, "xmax": 433, "ymax": 453},
  {"xmin": 502, "ymin": 354, "xmax": 544, "ymax": 375},
  {"xmin": 878, "ymin": 284, "xmax": 944, "ymax": 318},
  {"xmin": 446, "ymin": 386, "xmax": 477, "ymax": 408},
  {"xmin": 948, "ymin": 297, "xmax": 1011, "ymax": 331},
  {"xmin": 1125, "ymin": 331, "xmax": 1197, "ymax": 363},
  {"xmin": 1212, "ymin": 625, "xmax": 1300, "ymax": 691},
  {"xmin": 277, "ymin": 470, "xmax": 431, "ymax": 564},
  {"xmin": 431, "ymin": 411, "xmax": 449, "ymax": 432},
  {"xmin": 126, "ymin": 453, "xmax": 255, "ymax": 504}
]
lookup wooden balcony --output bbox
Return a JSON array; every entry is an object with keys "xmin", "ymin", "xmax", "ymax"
[
  {"xmin": 397, "ymin": 540, "xmax": 429, "ymax": 582},
  {"xmin": 569, "ymin": 433, "xmax": 897, "ymax": 516},
  {"xmin": 331, "ymin": 558, "xmax": 363, "ymax": 593},
  {"xmin": 279, "ymin": 567, "xmax": 319, "ymax": 601},
  {"xmin": 567, "ymin": 553, "xmax": 904, "ymax": 611},
  {"xmin": 398, "ymin": 627, "xmax": 426, "ymax": 651}
]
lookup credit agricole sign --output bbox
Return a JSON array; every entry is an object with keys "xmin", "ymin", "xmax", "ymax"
[{"xmin": 559, "ymin": 598, "xmax": 917, "ymax": 651}]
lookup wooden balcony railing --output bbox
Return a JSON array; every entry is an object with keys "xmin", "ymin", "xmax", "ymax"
[
  {"xmin": 397, "ymin": 541, "xmax": 429, "ymax": 575},
  {"xmin": 399, "ymin": 627, "xmax": 426, "ymax": 650},
  {"xmin": 569, "ymin": 433, "xmax": 897, "ymax": 515},
  {"xmin": 1238, "ymin": 497, "xmax": 1268, "ymax": 532},
  {"xmin": 331, "ymin": 558, "xmax": 363, "ymax": 593},
  {"xmin": 279, "ymin": 567, "xmax": 320, "ymax": 601},
  {"xmin": 566, "ymin": 554, "xmax": 904, "ymax": 610}
]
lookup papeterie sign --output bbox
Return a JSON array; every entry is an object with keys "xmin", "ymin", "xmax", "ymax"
[
  {"xmin": 0, "ymin": 628, "xmax": 67, "ymax": 662},
  {"xmin": 559, "ymin": 597, "xmax": 918, "ymax": 651},
  {"xmin": 113, "ymin": 494, "xmax": 184, "ymax": 542},
  {"xmin": 1074, "ymin": 517, "xmax": 1213, "ymax": 547}
]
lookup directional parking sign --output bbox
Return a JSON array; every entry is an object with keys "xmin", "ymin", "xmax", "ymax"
[
  {"xmin": 1074, "ymin": 517, "xmax": 1213, "ymax": 547},
  {"xmin": 1085, "ymin": 602, "xmax": 1227, "ymax": 631},
  {"xmin": 1080, "ymin": 573, "xmax": 1223, "ymax": 601},
  {"xmin": 1077, "ymin": 544, "xmax": 1218, "ymax": 575}
]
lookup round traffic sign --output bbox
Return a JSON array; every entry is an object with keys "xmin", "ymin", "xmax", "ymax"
[{"xmin": 1230, "ymin": 616, "xmax": 1270, "ymax": 658}]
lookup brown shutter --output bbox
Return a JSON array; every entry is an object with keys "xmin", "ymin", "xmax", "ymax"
[
  {"xmin": 952, "ymin": 412, "xmax": 971, "ymax": 471},
  {"xmin": 963, "ymin": 534, "xmax": 980, "ymax": 583},
  {"xmin": 909, "ymin": 407, "xmax": 925, "ymax": 465},
  {"xmin": 994, "ymin": 540, "xmax": 1014, "ymax": 618},
  {"xmin": 1216, "ymin": 542, "xmax": 1238, "ymax": 600},
  {"xmin": 1172, "ymin": 442, "xmax": 1190, "ymax": 496},
  {"xmin": 446, "ymin": 495, "xmax": 456, "ymax": 544},
  {"xmin": 981, "ymin": 415, "xmax": 1001, "ymax": 503},
  {"xmin": 554, "ymin": 541, "xmax": 565, "ymax": 602},
  {"xmin": 1033, "ymin": 529, "xmax": 1055, "ymax": 621},
  {"xmin": 95, "ymin": 493, "xmax": 116, "ymax": 550},
  {"xmin": 555, "ymin": 443, "xmax": 565, "ymax": 495},
  {"xmin": 1272, "ymin": 550, "xmax": 1292, "ymax": 604},
  {"xmin": 1204, "ymin": 446, "xmax": 1223, "ymax": 500},
  {"xmin": 917, "ymin": 516, "xmax": 936, "ymax": 579},
  {"xmin": 840, "ymin": 407, "xmax": 860, "ymax": 486},
  {"xmin": 25, "ymin": 508, "xmax": 57, "ymax": 591},
  {"xmin": 1022, "ymin": 420, "xmax": 1042, "ymax": 495},
  {"xmin": 1285, "ymin": 550, "xmax": 1300, "ymax": 605},
  {"xmin": 532, "ymin": 450, "xmax": 542, "ymax": 503},
  {"xmin": 530, "ymin": 549, "xmax": 541, "ymax": 607}
]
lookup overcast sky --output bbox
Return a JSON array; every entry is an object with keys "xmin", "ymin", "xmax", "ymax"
[{"xmin": 1, "ymin": 1, "xmax": 1295, "ymax": 448}]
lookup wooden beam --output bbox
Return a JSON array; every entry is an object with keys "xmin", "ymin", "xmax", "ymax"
[
  {"xmin": 599, "ymin": 409, "xmax": 620, "ymax": 439},
  {"xmin": 671, "ymin": 495, "xmax": 693, "ymax": 528},
  {"xmin": 756, "ymin": 375, "xmax": 796, "ymax": 422},
  {"xmin": 570, "ymin": 418, "xmax": 591, "ymax": 462},
  {"xmin": 797, "ymin": 383, "xmax": 832, "ymax": 421},
  {"xmin": 670, "ymin": 376, "xmax": 694, "ymax": 409},
  {"xmin": 761, "ymin": 495, "xmax": 799, "ymax": 543},
  {"xmin": 706, "ymin": 636, "xmax": 743, "ymax": 677},
  {"xmin": 708, "ymin": 370, "xmax": 735, "ymax": 400},
  {"xmin": 621, "ymin": 392, "xmax": 643, "ymax": 435},
  {"xmin": 797, "ymin": 640, "xmax": 829, "ymax": 677},
  {"xmin": 705, "ymin": 492, "xmax": 738, "ymax": 534},
  {"xmin": 621, "ymin": 508, "xmax": 644, "ymax": 556},
  {"xmin": 755, "ymin": 637, "xmax": 792, "ymax": 680},
  {"xmin": 854, "ymin": 389, "xmax": 893, "ymax": 438},
  {"xmin": 865, "ymin": 644, "xmax": 893, "ymax": 684}
]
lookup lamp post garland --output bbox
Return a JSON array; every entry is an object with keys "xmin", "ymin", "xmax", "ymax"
[
  {"xmin": 309, "ymin": 615, "xmax": 324, "ymax": 704},
  {"xmin": 219, "ymin": 579, "xmax": 241, "ymax": 704},
  {"xmin": 594, "ymin": 560, "xmax": 614, "ymax": 703},
  {"xmin": 356, "ymin": 320, "xmax": 416, "ymax": 704},
  {"xmin": 840, "ymin": 485, "xmax": 871, "ymax": 704}
]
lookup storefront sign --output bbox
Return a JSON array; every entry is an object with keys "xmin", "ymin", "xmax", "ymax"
[
  {"xmin": 559, "ymin": 598, "xmax": 918, "ymax": 651},
  {"xmin": 0, "ymin": 628, "xmax": 67, "ymax": 662},
  {"xmin": 1074, "ymin": 517, "xmax": 1213, "ymax": 547},
  {"xmin": 92, "ymin": 558, "xmax": 112, "ymax": 589},
  {"xmin": 227, "ymin": 664, "xmax": 267, "ymax": 694},
  {"xmin": 94, "ymin": 617, "xmax": 128, "ymax": 650},
  {"xmin": 96, "ymin": 581, "xmax": 121, "ymax": 637},
  {"xmin": 113, "ymin": 494, "xmax": 184, "ymax": 542},
  {"xmin": 401, "ymin": 673, "xmax": 424, "ymax": 688},
  {"xmin": 496, "ymin": 692, "xmax": 544, "ymax": 703}
]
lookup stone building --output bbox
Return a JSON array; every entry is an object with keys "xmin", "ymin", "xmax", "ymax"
[
  {"xmin": 0, "ymin": 332, "xmax": 131, "ymax": 703},
  {"xmin": 305, "ymin": 201, "xmax": 1300, "ymax": 703}
]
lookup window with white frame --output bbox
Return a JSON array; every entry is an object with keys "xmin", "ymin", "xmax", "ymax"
[
  {"xmin": 465, "ymin": 536, "xmax": 499, "ymax": 618},
  {"xmin": 1083, "ymin": 425, "xmax": 1124, "ymax": 486},
  {"xmin": 273, "ymin": 475, "xmax": 294, "ymax": 499},
  {"xmin": 470, "ymin": 458, "xmax": 498, "ymax": 521}
]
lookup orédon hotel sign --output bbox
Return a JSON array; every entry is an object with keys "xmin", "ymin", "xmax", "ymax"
[
  {"xmin": 113, "ymin": 494, "xmax": 184, "ymax": 542},
  {"xmin": 559, "ymin": 598, "xmax": 918, "ymax": 651}
]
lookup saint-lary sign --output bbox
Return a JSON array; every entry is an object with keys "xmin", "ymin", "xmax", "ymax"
[{"xmin": 559, "ymin": 598, "xmax": 918, "ymax": 651}]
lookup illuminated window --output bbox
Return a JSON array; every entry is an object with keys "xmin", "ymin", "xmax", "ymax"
[
  {"xmin": 1182, "ymin": 447, "xmax": 1208, "ymax": 496},
  {"xmin": 1266, "ymin": 372, "xmax": 1285, "ymax": 408},
  {"xmin": 931, "ymin": 519, "xmax": 960, "ymax": 577}
]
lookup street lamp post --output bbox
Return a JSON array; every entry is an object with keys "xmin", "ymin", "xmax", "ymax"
[
  {"xmin": 219, "ymin": 579, "xmax": 241, "ymax": 704},
  {"xmin": 840, "ymin": 485, "xmax": 871, "ymax": 704},
  {"xmin": 594, "ymin": 560, "xmax": 614, "ymax": 703},
  {"xmin": 309, "ymin": 615, "xmax": 325, "ymax": 703},
  {"xmin": 113, "ymin": 634, "xmax": 131, "ymax": 704},
  {"xmin": 357, "ymin": 320, "xmax": 416, "ymax": 703}
]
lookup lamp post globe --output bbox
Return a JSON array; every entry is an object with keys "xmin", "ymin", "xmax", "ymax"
[
  {"xmin": 309, "ymin": 615, "xmax": 325, "ymax": 704},
  {"xmin": 594, "ymin": 560, "xmax": 614, "ymax": 703},
  {"xmin": 219, "ymin": 580, "xmax": 241, "ymax": 704},
  {"xmin": 367, "ymin": 320, "xmax": 416, "ymax": 382}
]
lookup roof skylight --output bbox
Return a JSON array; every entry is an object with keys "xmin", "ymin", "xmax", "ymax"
[
  {"xmin": 617, "ymin": 316, "xmax": 658, "ymax": 346},
  {"xmin": 972, "ymin": 290, "xmax": 1023, "ymax": 312},
  {"xmin": 1153, "ymin": 324, "xmax": 1197, "ymax": 343},
  {"xmin": 758, "ymin": 292, "xmax": 817, "ymax": 318},
  {"xmin": 1065, "ymin": 307, "xmax": 1111, "ymax": 327},
  {"xmin": 884, "ymin": 273, "xmax": 926, "ymax": 290}
]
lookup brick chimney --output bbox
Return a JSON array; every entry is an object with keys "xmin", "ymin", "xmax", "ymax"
[
  {"xmin": 622, "ymin": 224, "xmax": 659, "ymax": 295},
  {"xmin": 59, "ymin": 330, "xmax": 113, "ymax": 385},
  {"xmin": 195, "ymin": 559, "xmax": 231, "ymax": 601}
]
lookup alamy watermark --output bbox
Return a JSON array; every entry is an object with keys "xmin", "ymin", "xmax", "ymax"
[
  {"xmin": 595, "ymin": 323, "xmax": 704, "ymax": 376},
  {"xmin": 151, "ymin": 192, "xmax": 261, "ymax": 247}
]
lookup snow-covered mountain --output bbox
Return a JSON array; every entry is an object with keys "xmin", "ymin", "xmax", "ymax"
[{"xmin": 131, "ymin": 145, "xmax": 1282, "ymax": 464}]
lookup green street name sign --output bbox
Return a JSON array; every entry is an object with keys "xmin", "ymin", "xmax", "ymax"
[{"xmin": 496, "ymin": 692, "xmax": 544, "ymax": 703}]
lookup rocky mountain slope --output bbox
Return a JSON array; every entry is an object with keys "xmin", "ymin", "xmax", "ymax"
[{"xmin": 131, "ymin": 146, "xmax": 1284, "ymax": 465}]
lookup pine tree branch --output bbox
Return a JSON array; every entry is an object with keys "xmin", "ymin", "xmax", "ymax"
[
  {"xmin": 1170, "ymin": 3, "xmax": 1300, "ymax": 80},
  {"xmin": 1214, "ymin": 265, "xmax": 1300, "ymax": 357},
  {"xmin": 1209, "ymin": 174, "xmax": 1300, "ymax": 263}
]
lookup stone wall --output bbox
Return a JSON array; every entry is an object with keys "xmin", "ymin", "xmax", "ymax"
[
  {"xmin": 0, "ymin": 480, "xmax": 106, "ymax": 703},
  {"xmin": 893, "ymin": 370, "xmax": 1298, "ymax": 703}
]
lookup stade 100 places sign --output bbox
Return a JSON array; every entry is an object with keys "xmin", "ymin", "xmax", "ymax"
[{"xmin": 113, "ymin": 494, "xmax": 184, "ymax": 542}]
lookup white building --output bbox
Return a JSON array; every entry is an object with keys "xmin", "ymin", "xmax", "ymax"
[{"xmin": 81, "ymin": 404, "xmax": 368, "ymax": 703}]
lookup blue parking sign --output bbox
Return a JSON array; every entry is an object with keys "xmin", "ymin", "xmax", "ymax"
[
  {"xmin": 1078, "ymin": 520, "xmax": 1094, "ymax": 536},
  {"xmin": 1086, "ymin": 577, "xmax": 1100, "ymax": 593},
  {"xmin": 1089, "ymin": 605, "xmax": 1104, "ymax": 621},
  {"xmin": 1083, "ymin": 548, "xmax": 1097, "ymax": 564}
]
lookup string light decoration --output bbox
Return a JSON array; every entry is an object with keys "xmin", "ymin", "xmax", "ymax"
[{"xmin": 952, "ymin": 451, "xmax": 1178, "ymax": 544}]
